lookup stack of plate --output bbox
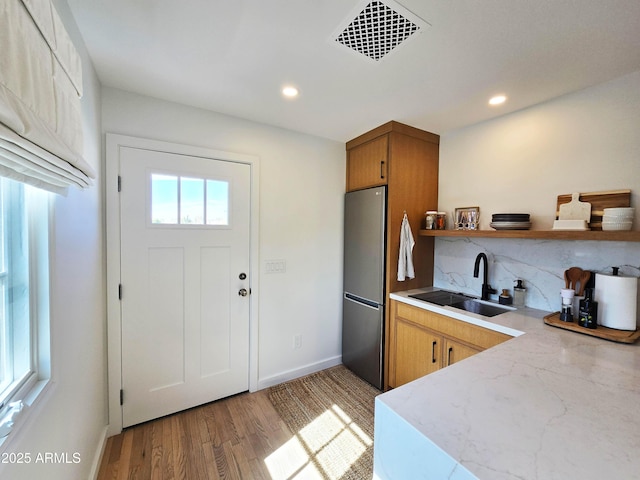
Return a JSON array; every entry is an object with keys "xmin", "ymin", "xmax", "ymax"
[
  {"xmin": 602, "ymin": 207, "xmax": 634, "ymax": 231},
  {"xmin": 490, "ymin": 213, "xmax": 531, "ymax": 230}
]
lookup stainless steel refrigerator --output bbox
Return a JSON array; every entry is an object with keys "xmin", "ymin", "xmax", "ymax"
[{"xmin": 342, "ymin": 186, "xmax": 386, "ymax": 389}]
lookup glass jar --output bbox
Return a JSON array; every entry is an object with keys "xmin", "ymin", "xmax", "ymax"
[{"xmin": 425, "ymin": 211, "xmax": 438, "ymax": 230}]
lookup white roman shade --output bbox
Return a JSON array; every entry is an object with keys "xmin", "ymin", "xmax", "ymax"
[{"xmin": 0, "ymin": 0, "xmax": 95, "ymax": 194}]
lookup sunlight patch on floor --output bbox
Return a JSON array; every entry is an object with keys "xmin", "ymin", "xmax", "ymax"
[{"xmin": 265, "ymin": 404, "xmax": 373, "ymax": 479}]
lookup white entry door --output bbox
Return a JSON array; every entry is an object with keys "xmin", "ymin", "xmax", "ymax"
[{"xmin": 119, "ymin": 145, "xmax": 251, "ymax": 427}]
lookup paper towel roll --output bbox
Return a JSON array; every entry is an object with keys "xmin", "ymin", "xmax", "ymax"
[{"xmin": 594, "ymin": 273, "xmax": 638, "ymax": 330}]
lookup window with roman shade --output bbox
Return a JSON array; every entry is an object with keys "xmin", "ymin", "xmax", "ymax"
[
  {"xmin": 0, "ymin": 0, "xmax": 96, "ymax": 195},
  {"xmin": 0, "ymin": 0, "xmax": 87, "ymax": 446}
]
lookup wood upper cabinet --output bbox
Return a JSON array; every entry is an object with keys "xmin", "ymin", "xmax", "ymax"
[
  {"xmin": 346, "ymin": 135, "xmax": 389, "ymax": 191},
  {"xmin": 388, "ymin": 299, "xmax": 511, "ymax": 388}
]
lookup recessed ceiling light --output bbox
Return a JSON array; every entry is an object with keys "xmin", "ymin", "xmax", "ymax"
[
  {"xmin": 489, "ymin": 95, "xmax": 507, "ymax": 106},
  {"xmin": 282, "ymin": 86, "xmax": 299, "ymax": 98}
]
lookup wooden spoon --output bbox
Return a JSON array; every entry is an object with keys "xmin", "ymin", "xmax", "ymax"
[{"xmin": 564, "ymin": 267, "xmax": 591, "ymax": 296}]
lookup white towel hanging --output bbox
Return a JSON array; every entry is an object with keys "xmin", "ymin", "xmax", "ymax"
[{"xmin": 397, "ymin": 213, "xmax": 415, "ymax": 281}]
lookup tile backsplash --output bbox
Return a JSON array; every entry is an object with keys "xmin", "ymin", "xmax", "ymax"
[{"xmin": 433, "ymin": 237, "xmax": 640, "ymax": 313}]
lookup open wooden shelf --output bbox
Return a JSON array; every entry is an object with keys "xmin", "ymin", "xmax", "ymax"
[{"xmin": 419, "ymin": 229, "xmax": 640, "ymax": 242}]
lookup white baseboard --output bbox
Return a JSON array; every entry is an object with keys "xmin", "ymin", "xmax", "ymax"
[
  {"xmin": 88, "ymin": 425, "xmax": 109, "ymax": 480},
  {"xmin": 256, "ymin": 356, "xmax": 342, "ymax": 391}
]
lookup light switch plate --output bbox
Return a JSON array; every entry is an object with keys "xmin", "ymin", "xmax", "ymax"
[{"xmin": 265, "ymin": 260, "xmax": 286, "ymax": 274}]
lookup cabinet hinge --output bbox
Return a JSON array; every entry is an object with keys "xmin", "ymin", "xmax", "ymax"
[
  {"xmin": 118, "ymin": 284, "xmax": 122, "ymax": 300},
  {"xmin": 117, "ymin": 175, "xmax": 122, "ymax": 192},
  {"xmin": 120, "ymin": 389, "xmax": 124, "ymax": 406}
]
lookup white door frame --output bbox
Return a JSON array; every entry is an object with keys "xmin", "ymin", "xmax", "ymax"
[{"xmin": 105, "ymin": 133, "xmax": 260, "ymax": 436}]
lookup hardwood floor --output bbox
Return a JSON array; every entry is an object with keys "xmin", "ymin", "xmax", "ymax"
[{"xmin": 97, "ymin": 390, "xmax": 294, "ymax": 480}]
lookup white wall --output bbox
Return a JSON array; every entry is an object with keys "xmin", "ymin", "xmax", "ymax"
[
  {"xmin": 101, "ymin": 88, "xmax": 346, "ymax": 389},
  {"xmin": 0, "ymin": 1, "xmax": 107, "ymax": 479},
  {"xmin": 434, "ymin": 71, "xmax": 640, "ymax": 312},
  {"xmin": 439, "ymin": 70, "xmax": 640, "ymax": 229}
]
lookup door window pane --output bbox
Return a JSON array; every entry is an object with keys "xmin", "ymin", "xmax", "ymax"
[
  {"xmin": 180, "ymin": 177, "xmax": 205, "ymax": 225},
  {"xmin": 206, "ymin": 180, "xmax": 229, "ymax": 225},
  {"xmin": 151, "ymin": 173, "xmax": 229, "ymax": 226},
  {"xmin": 151, "ymin": 174, "xmax": 178, "ymax": 224}
]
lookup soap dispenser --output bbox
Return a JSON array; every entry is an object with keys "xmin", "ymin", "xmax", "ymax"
[{"xmin": 513, "ymin": 280, "xmax": 526, "ymax": 307}]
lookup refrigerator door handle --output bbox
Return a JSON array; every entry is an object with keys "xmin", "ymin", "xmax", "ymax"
[{"xmin": 344, "ymin": 293, "xmax": 381, "ymax": 310}]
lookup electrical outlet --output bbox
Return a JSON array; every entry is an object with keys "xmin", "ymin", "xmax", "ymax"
[{"xmin": 293, "ymin": 334, "xmax": 302, "ymax": 349}]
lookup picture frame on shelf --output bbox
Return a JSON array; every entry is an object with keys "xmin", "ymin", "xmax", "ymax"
[{"xmin": 454, "ymin": 206, "xmax": 480, "ymax": 230}]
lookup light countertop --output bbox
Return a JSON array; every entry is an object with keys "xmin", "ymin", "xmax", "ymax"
[{"xmin": 374, "ymin": 288, "xmax": 640, "ymax": 480}]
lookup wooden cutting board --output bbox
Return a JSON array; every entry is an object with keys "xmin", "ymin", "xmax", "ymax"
[{"xmin": 556, "ymin": 189, "xmax": 631, "ymax": 230}]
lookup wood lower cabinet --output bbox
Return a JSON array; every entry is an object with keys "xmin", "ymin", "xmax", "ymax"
[
  {"xmin": 388, "ymin": 299, "xmax": 511, "ymax": 388},
  {"xmin": 394, "ymin": 319, "xmax": 442, "ymax": 387},
  {"xmin": 443, "ymin": 338, "xmax": 479, "ymax": 367}
]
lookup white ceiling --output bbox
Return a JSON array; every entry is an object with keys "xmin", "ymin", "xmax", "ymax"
[{"xmin": 67, "ymin": 0, "xmax": 640, "ymax": 143}]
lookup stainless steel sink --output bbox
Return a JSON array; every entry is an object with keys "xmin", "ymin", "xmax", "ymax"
[
  {"xmin": 409, "ymin": 290, "xmax": 473, "ymax": 306},
  {"xmin": 409, "ymin": 289, "xmax": 511, "ymax": 317},
  {"xmin": 449, "ymin": 299, "xmax": 510, "ymax": 317}
]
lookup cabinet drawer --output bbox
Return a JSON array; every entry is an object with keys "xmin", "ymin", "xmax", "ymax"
[{"xmin": 396, "ymin": 301, "xmax": 511, "ymax": 350}]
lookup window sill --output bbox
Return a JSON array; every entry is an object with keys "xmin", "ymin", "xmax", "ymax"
[{"xmin": 0, "ymin": 379, "xmax": 52, "ymax": 452}]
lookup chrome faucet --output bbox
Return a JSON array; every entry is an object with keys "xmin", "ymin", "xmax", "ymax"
[{"xmin": 474, "ymin": 253, "xmax": 497, "ymax": 301}]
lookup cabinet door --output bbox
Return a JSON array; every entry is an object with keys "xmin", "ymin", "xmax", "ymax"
[
  {"xmin": 392, "ymin": 319, "xmax": 441, "ymax": 388},
  {"xmin": 346, "ymin": 135, "xmax": 388, "ymax": 191},
  {"xmin": 443, "ymin": 339, "xmax": 479, "ymax": 367}
]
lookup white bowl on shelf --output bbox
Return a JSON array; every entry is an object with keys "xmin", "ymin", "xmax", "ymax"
[
  {"xmin": 602, "ymin": 220, "xmax": 633, "ymax": 231},
  {"xmin": 603, "ymin": 208, "xmax": 634, "ymax": 223},
  {"xmin": 603, "ymin": 207, "xmax": 634, "ymax": 216}
]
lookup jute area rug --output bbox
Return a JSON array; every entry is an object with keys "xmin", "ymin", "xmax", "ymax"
[{"xmin": 267, "ymin": 365, "xmax": 381, "ymax": 480}]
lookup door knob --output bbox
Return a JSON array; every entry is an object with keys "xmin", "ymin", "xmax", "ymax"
[{"xmin": 238, "ymin": 288, "xmax": 248, "ymax": 297}]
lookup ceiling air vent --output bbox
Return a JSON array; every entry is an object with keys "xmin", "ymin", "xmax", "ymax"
[{"xmin": 332, "ymin": 0, "xmax": 429, "ymax": 61}]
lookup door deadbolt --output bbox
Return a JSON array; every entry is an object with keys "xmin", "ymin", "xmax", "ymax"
[
  {"xmin": 239, "ymin": 273, "xmax": 247, "ymax": 280},
  {"xmin": 238, "ymin": 288, "xmax": 248, "ymax": 297}
]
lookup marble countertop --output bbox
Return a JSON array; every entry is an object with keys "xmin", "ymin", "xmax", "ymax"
[{"xmin": 375, "ymin": 288, "xmax": 640, "ymax": 480}]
